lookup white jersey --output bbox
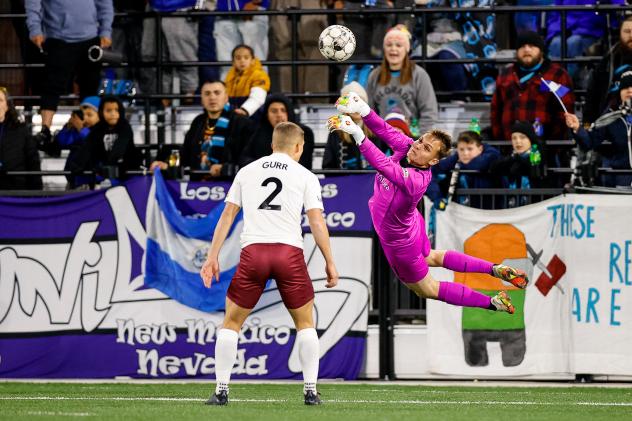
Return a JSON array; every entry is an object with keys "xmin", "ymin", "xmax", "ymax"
[{"xmin": 225, "ymin": 152, "xmax": 323, "ymax": 249}]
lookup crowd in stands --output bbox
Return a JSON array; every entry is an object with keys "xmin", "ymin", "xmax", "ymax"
[{"xmin": 1, "ymin": 0, "xmax": 632, "ymax": 204}]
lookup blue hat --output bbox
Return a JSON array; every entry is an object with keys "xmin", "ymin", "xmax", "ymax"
[{"xmin": 80, "ymin": 96, "xmax": 100, "ymax": 111}]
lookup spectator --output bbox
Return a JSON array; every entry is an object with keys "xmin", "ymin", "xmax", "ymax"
[
  {"xmin": 342, "ymin": 0, "xmax": 392, "ymax": 60},
  {"xmin": 565, "ymin": 70, "xmax": 632, "ymax": 188},
  {"xmin": 426, "ymin": 130, "xmax": 500, "ymax": 209},
  {"xmin": 225, "ymin": 44, "xmax": 271, "ymax": 117},
  {"xmin": 46, "ymin": 96, "xmax": 101, "ymax": 157},
  {"xmin": 69, "ymin": 96, "xmax": 142, "ymax": 187},
  {"xmin": 490, "ymin": 121, "xmax": 548, "ymax": 190},
  {"xmin": 268, "ymin": 0, "xmax": 327, "ymax": 97},
  {"xmin": 367, "ymin": 24, "xmax": 438, "ymax": 133},
  {"xmin": 140, "ymin": 1, "xmax": 199, "ymax": 100},
  {"xmin": 584, "ymin": 15, "xmax": 632, "ymax": 125},
  {"xmin": 198, "ymin": 0, "xmax": 220, "ymax": 84},
  {"xmin": 0, "ymin": 86, "xmax": 42, "ymax": 190},
  {"xmin": 25, "ymin": 0, "xmax": 113, "ymax": 144},
  {"xmin": 546, "ymin": 0, "xmax": 625, "ymax": 80},
  {"xmin": 422, "ymin": 0, "xmax": 498, "ymax": 96},
  {"xmin": 110, "ymin": 0, "xmax": 145, "ymax": 85},
  {"xmin": 490, "ymin": 31, "xmax": 575, "ymax": 142},
  {"xmin": 152, "ymin": 80, "xmax": 255, "ymax": 179},
  {"xmin": 214, "ymin": 0, "xmax": 270, "ymax": 81},
  {"xmin": 513, "ymin": 0, "xmax": 552, "ymax": 35},
  {"xmin": 240, "ymin": 93, "xmax": 314, "ymax": 169}
]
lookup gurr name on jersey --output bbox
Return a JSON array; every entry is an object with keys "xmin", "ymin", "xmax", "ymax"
[{"xmin": 262, "ymin": 161, "xmax": 288, "ymax": 170}]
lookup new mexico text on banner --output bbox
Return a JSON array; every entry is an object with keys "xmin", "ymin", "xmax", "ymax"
[
  {"xmin": 0, "ymin": 174, "xmax": 374, "ymax": 379},
  {"xmin": 428, "ymin": 194, "xmax": 632, "ymax": 376}
]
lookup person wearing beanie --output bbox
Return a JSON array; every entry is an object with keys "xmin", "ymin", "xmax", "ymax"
[
  {"xmin": 384, "ymin": 112, "xmax": 412, "ymax": 138},
  {"xmin": 564, "ymin": 70, "xmax": 632, "ymax": 188},
  {"xmin": 367, "ymin": 24, "xmax": 438, "ymax": 134},
  {"xmin": 490, "ymin": 120, "xmax": 549, "ymax": 191},
  {"xmin": 490, "ymin": 28, "xmax": 575, "ymax": 162}
]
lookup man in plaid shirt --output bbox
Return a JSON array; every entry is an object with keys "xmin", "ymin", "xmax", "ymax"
[{"xmin": 491, "ymin": 31, "xmax": 575, "ymax": 142}]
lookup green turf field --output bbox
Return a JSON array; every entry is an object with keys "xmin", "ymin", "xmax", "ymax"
[{"xmin": 1, "ymin": 382, "xmax": 632, "ymax": 420}]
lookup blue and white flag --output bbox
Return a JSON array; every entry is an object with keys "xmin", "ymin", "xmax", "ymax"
[
  {"xmin": 540, "ymin": 78, "xmax": 570, "ymax": 113},
  {"xmin": 145, "ymin": 170, "xmax": 242, "ymax": 312}
]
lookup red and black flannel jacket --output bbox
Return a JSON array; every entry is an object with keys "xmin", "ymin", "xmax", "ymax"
[{"xmin": 491, "ymin": 60, "xmax": 575, "ymax": 141}]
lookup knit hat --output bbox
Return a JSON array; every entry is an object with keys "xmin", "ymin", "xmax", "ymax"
[
  {"xmin": 80, "ymin": 96, "xmax": 101, "ymax": 112},
  {"xmin": 511, "ymin": 120, "xmax": 538, "ymax": 144},
  {"xmin": 385, "ymin": 112, "xmax": 412, "ymax": 137},
  {"xmin": 619, "ymin": 70, "xmax": 632, "ymax": 91},
  {"xmin": 383, "ymin": 24, "xmax": 412, "ymax": 53},
  {"xmin": 340, "ymin": 81, "xmax": 369, "ymax": 103},
  {"xmin": 516, "ymin": 31, "xmax": 546, "ymax": 53}
]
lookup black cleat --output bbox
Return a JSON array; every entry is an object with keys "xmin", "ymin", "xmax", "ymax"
[
  {"xmin": 304, "ymin": 390, "xmax": 321, "ymax": 405},
  {"xmin": 205, "ymin": 390, "xmax": 228, "ymax": 406}
]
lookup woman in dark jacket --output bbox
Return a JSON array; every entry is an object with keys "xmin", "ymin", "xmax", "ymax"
[
  {"xmin": 240, "ymin": 94, "xmax": 314, "ymax": 169},
  {"xmin": 0, "ymin": 87, "xmax": 42, "ymax": 190},
  {"xmin": 70, "ymin": 96, "xmax": 142, "ymax": 186}
]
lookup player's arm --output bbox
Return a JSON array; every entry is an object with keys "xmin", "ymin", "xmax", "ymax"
[
  {"xmin": 335, "ymin": 92, "xmax": 413, "ymax": 153},
  {"xmin": 200, "ymin": 202, "xmax": 241, "ymax": 288},
  {"xmin": 306, "ymin": 208, "xmax": 339, "ymax": 288},
  {"xmin": 327, "ymin": 114, "xmax": 410, "ymax": 189}
]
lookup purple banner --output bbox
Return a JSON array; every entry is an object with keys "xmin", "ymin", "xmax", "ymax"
[{"xmin": 0, "ymin": 174, "xmax": 374, "ymax": 379}]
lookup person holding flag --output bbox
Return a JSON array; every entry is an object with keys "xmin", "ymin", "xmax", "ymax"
[{"xmin": 491, "ymin": 31, "xmax": 575, "ymax": 143}]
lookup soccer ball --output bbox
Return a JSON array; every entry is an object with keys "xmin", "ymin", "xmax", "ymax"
[{"xmin": 318, "ymin": 25, "xmax": 356, "ymax": 62}]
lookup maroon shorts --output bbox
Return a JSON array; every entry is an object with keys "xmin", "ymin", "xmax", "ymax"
[{"xmin": 227, "ymin": 243, "xmax": 314, "ymax": 310}]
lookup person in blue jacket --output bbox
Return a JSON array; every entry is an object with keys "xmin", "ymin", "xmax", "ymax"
[
  {"xmin": 426, "ymin": 130, "xmax": 500, "ymax": 209},
  {"xmin": 565, "ymin": 70, "xmax": 632, "ymax": 188}
]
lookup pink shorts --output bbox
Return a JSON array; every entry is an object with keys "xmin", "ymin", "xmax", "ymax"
[
  {"xmin": 227, "ymin": 243, "xmax": 314, "ymax": 309},
  {"xmin": 384, "ymin": 249, "xmax": 429, "ymax": 283}
]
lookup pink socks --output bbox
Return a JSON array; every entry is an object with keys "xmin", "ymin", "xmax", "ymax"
[
  {"xmin": 443, "ymin": 250, "xmax": 494, "ymax": 274},
  {"xmin": 437, "ymin": 281, "xmax": 492, "ymax": 309}
]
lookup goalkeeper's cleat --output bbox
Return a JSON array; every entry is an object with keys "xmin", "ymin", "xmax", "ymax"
[
  {"xmin": 491, "ymin": 291, "xmax": 515, "ymax": 314},
  {"xmin": 205, "ymin": 389, "xmax": 228, "ymax": 406},
  {"xmin": 304, "ymin": 390, "xmax": 322, "ymax": 405},
  {"xmin": 493, "ymin": 264, "xmax": 529, "ymax": 289}
]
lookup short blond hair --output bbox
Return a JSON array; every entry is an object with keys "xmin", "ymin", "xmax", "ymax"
[
  {"xmin": 272, "ymin": 121, "xmax": 304, "ymax": 151},
  {"xmin": 428, "ymin": 129, "xmax": 452, "ymax": 159}
]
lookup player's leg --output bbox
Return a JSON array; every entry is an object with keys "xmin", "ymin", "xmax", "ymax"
[
  {"xmin": 207, "ymin": 297, "xmax": 253, "ymax": 405},
  {"xmin": 404, "ymin": 271, "xmax": 515, "ymax": 314},
  {"xmin": 207, "ymin": 245, "xmax": 269, "ymax": 406},
  {"xmin": 272, "ymin": 244, "xmax": 321, "ymax": 405},
  {"xmin": 426, "ymin": 249, "xmax": 528, "ymax": 289},
  {"xmin": 287, "ymin": 300, "xmax": 321, "ymax": 405}
]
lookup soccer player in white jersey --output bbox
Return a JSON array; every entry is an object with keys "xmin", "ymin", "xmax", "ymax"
[{"xmin": 200, "ymin": 122, "xmax": 339, "ymax": 406}]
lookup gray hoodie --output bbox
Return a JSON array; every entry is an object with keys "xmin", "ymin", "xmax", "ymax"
[
  {"xmin": 26, "ymin": 0, "xmax": 113, "ymax": 42},
  {"xmin": 367, "ymin": 64, "xmax": 438, "ymax": 134}
]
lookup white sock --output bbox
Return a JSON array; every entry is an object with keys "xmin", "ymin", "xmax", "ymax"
[
  {"xmin": 214, "ymin": 328, "xmax": 239, "ymax": 394},
  {"xmin": 297, "ymin": 328, "xmax": 319, "ymax": 393}
]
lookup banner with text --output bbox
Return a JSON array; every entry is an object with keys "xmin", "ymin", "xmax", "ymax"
[
  {"xmin": 427, "ymin": 194, "xmax": 632, "ymax": 376},
  {"xmin": 0, "ymin": 173, "xmax": 374, "ymax": 379}
]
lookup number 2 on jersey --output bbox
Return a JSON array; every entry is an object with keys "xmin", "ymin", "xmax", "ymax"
[{"xmin": 258, "ymin": 177, "xmax": 282, "ymax": 211}]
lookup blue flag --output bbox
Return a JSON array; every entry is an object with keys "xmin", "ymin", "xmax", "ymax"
[
  {"xmin": 539, "ymin": 79, "xmax": 570, "ymax": 98},
  {"xmin": 144, "ymin": 170, "xmax": 242, "ymax": 312}
]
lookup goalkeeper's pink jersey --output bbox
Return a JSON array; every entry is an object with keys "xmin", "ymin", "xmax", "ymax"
[{"xmin": 358, "ymin": 111, "xmax": 432, "ymax": 282}]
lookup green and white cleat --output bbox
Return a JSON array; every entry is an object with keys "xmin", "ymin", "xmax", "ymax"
[
  {"xmin": 493, "ymin": 264, "xmax": 529, "ymax": 289},
  {"xmin": 491, "ymin": 291, "xmax": 515, "ymax": 314}
]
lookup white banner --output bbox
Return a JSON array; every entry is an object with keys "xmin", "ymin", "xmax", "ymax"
[{"xmin": 428, "ymin": 194, "xmax": 632, "ymax": 376}]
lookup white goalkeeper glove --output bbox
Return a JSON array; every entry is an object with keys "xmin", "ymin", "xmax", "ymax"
[
  {"xmin": 335, "ymin": 92, "xmax": 371, "ymax": 117},
  {"xmin": 326, "ymin": 114, "xmax": 366, "ymax": 145}
]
